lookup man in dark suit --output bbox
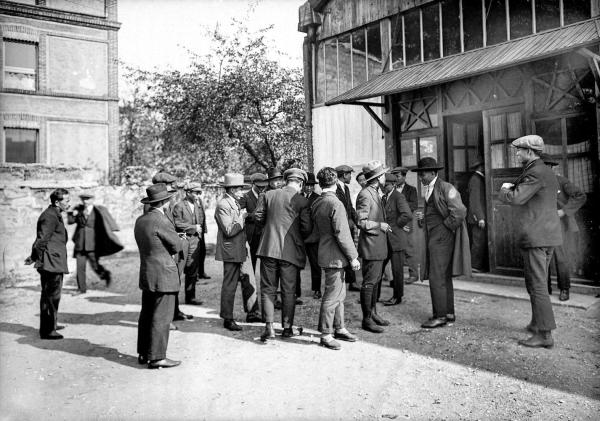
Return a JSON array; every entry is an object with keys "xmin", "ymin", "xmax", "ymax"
[
  {"xmin": 499, "ymin": 135, "xmax": 562, "ymax": 348},
  {"xmin": 335, "ymin": 164, "xmax": 359, "ymax": 290},
  {"xmin": 255, "ymin": 168, "xmax": 312, "ymax": 340},
  {"xmin": 266, "ymin": 167, "xmax": 284, "ymax": 191},
  {"xmin": 412, "ymin": 158, "xmax": 469, "ymax": 329},
  {"xmin": 356, "ymin": 161, "xmax": 391, "ymax": 333},
  {"xmin": 381, "ymin": 173, "xmax": 412, "ymax": 306},
  {"xmin": 312, "ymin": 167, "xmax": 361, "ymax": 350},
  {"xmin": 391, "ymin": 166, "xmax": 419, "ymax": 283},
  {"xmin": 215, "ymin": 173, "xmax": 261, "ymax": 331},
  {"xmin": 239, "ymin": 172, "xmax": 268, "ymax": 271},
  {"xmin": 466, "ymin": 159, "xmax": 489, "ymax": 272},
  {"xmin": 302, "ymin": 172, "xmax": 322, "ymax": 299},
  {"xmin": 542, "ymin": 155, "xmax": 586, "ymax": 302},
  {"xmin": 31, "ymin": 188, "xmax": 70, "ymax": 340},
  {"xmin": 67, "ymin": 193, "xmax": 123, "ymax": 293},
  {"xmin": 135, "ymin": 183, "xmax": 182, "ymax": 368},
  {"xmin": 173, "ymin": 182, "xmax": 207, "ymax": 306}
]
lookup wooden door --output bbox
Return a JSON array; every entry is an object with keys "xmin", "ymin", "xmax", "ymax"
[{"xmin": 483, "ymin": 105, "xmax": 526, "ymax": 275}]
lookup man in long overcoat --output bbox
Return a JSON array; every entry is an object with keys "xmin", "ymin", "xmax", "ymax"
[
  {"xmin": 499, "ymin": 135, "xmax": 562, "ymax": 348},
  {"xmin": 466, "ymin": 159, "xmax": 489, "ymax": 272},
  {"xmin": 335, "ymin": 164, "xmax": 359, "ymax": 290}
]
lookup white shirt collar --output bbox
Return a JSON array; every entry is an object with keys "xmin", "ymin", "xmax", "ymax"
[{"xmin": 322, "ymin": 185, "xmax": 337, "ymax": 193}]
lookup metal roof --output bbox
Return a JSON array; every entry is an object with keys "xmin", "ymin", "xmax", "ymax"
[{"xmin": 325, "ymin": 18, "xmax": 600, "ymax": 106}]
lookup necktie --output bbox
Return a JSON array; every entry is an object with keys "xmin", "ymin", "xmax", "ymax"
[
  {"xmin": 382, "ymin": 194, "xmax": 387, "ymax": 207},
  {"xmin": 425, "ymin": 185, "xmax": 432, "ymax": 201}
]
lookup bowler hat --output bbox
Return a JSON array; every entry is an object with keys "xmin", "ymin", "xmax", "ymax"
[
  {"xmin": 185, "ymin": 182, "xmax": 202, "ymax": 192},
  {"xmin": 410, "ymin": 157, "xmax": 444, "ymax": 172},
  {"xmin": 250, "ymin": 172, "xmax": 268, "ymax": 186},
  {"xmin": 79, "ymin": 193, "xmax": 94, "ymax": 200},
  {"xmin": 390, "ymin": 166, "xmax": 408, "ymax": 175},
  {"xmin": 283, "ymin": 168, "xmax": 308, "ymax": 183},
  {"xmin": 140, "ymin": 183, "xmax": 175, "ymax": 204},
  {"xmin": 335, "ymin": 164, "xmax": 354, "ymax": 173},
  {"xmin": 511, "ymin": 135, "xmax": 544, "ymax": 152},
  {"xmin": 152, "ymin": 172, "xmax": 177, "ymax": 184},
  {"xmin": 540, "ymin": 153, "xmax": 559, "ymax": 167},
  {"xmin": 219, "ymin": 173, "xmax": 249, "ymax": 188},
  {"xmin": 306, "ymin": 172, "xmax": 317, "ymax": 185},
  {"xmin": 267, "ymin": 167, "xmax": 283, "ymax": 180},
  {"xmin": 470, "ymin": 158, "xmax": 484, "ymax": 170},
  {"xmin": 362, "ymin": 160, "xmax": 389, "ymax": 182}
]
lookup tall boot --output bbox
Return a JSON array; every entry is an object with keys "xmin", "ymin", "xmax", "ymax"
[{"xmin": 519, "ymin": 330, "xmax": 554, "ymax": 348}]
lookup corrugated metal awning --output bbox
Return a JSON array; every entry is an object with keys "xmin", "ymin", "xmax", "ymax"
[{"xmin": 325, "ymin": 18, "xmax": 600, "ymax": 106}]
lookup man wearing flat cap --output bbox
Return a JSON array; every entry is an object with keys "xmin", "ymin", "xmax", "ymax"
[
  {"xmin": 335, "ymin": 164, "xmax": 359, "ymax": 290},
  {"xmin": 466, "ymin": 159, "xmax": 489, "ymax": 272},
  {"xmin": 499, "ymin": 135, "xmax": 562, "ymax": 348},
  {"xmin": 255, "ymin": 168, "xmax": 312, "ymax": 340},
  {"xmin": 173, "ymin": 182, "xmax": 208, "ymax": 306},
  {"xmin": 356, "ymin": 160, "xmax": 391, "ymax": 333},
  {"xmin": 67, "ymin": 193, "xmax": 123, "ymax": 293},
  {"xmin": 412, "ymin": 157, "xmax": 470, "ymax": 329},
  {"xmin": 135, "ymin": 183, "xmax": 182, "ymax": 368},
  {"xmin": 239, "ymin": 172, "xmax": 269, "ymax": 270}
]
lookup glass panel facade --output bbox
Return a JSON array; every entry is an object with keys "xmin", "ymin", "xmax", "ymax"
[
  {"xmin": 352, "ymin": 29, "xmax": 367, "ymax": 86},
  {"xmin": 404, "ymin": 9, "xmax": 421, "ymax": 65},
  {"xmin": 509, "ymin": 0, "xmax": 533, "ymax": 39},
  {"xmin": 401, "ymin": 138, "xmax": 418, "ymax": 166},
  {"xmin": 486, "ymin": 0, "xmax": 507, "ymax": 46},
  {"xmin": 442, "ymin": 0, "xmax": 461, "ymax": 56},
  {"xmin": 315, "ymin": 42, "xmax": 325, "ymax": 104},
  {"xmin": 324, "ymin": 39, "xmax": 338, "ymax": 100},
  {"xmin": 391, "ymin": 15, "xmax": 404, "ymax": 69},
  {"xmin": 338, "ymin": 34, "xmax": 352, "ymax": 93},
  {"xmin": 563, "ymin": 0, "xmax": 591, "ymax": 25},
  {"xmin": 422, "ymin": 2, "xmax": 441, "ymax": 61},
  {"xmin": 5, "ymin": 128, "xmax": 37, "ymax": 163},
  {"xmin": 536, "ymin": 0, "xmax": 560, "ymax": 32},
  {"xmin": 366, "ymin": 23, "xmax": 382, "ymax": 79},
  {"xmin": 463, "ymin": 0, "xmax": 484, "ymax": 51}
]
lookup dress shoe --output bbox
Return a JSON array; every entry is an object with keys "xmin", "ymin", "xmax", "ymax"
[
  {"xmin": 362, "ymin": 319, "xmax": 384, "ymax": 333},
  {"xmin": 224, "ymin": 319, "xmax": 242, "ymax": 331},
  {"xmin": 559, "ymin": 289, "xmax": 569, "ymax": 301},
  {"xmin": 246, "ymin": 313, "xmax": 262, "ymax": 323},
  {"xmin": 313, "ymin": 290, "xmax": 322, "ymax": 299},
  {"xmin": 295, "ymin": 298, "xmax": 304, "ymax": 306},
  {"xmin": 320, "ymin": 337, "xmax": 341, "ymax": 350},
  {"xmin": 405, "ymin": 276, "xmax": 418, "ymax": 284},
  {"xmin": 185, "ymin": 298, "xmax": 204, "ymax": 306},
  {"xmin": 334, "ymin": 331, "xmax": 357, "ymax": 342},
  {"xmin": 526, "ymin": 322, "xmax": 538, "ymax": 333},
  {"xmin": 371, "ymin": 313, "xmax": 390, "ymax": 326},
  {"xmin": 445, "ymin": 314, "xmax": 456, "ymax": 323},
  {"xmin": 281, "ymin": 327, "xmax": 294, "ymax": 338},
  {"xmin": 40, "ymin": 331, "xmax": 63, "ymax": 340},
  {"xmin": 72, "ymin": 290, "xmax": 86, "ymax": 295},
  {"xmin": 56, "ymin": 325, "xmax": 66, "ymax": 331},
  {"xmin": 383, "ymin": 297, "xmax": 402, "ymax": 306},
  {"xmin": 138, "ymin": 355, "xmax": 148, "ymax": 365},
  {"xmin": 104, "ymin": 271, "xmax": 112, "ymax": 288},
  {"xmin": 174, "ymin": 312, "xmax": 193, "ymax": 321},
  {"xmin": 148, "ymin": 358, "xmax": 181, "ymax": 369},
  {"xmin": 348, "ymin": 283, "xmax": 362, "ymax": 292},
  {"xmin": 518, "ymin": 331, "xmax": 554, "ymax": 349},
  {"xmin": 274, "ymin": 299, "xmax": 282, "ymax": 310},
  {"xmin": 260, "ymin": 326, "xmax": 276, "ymax": 341},
  {"xmin": 421, "ymin": 317, "xmax": 447, "ymax": 328},
  {"xmin": 200, "ymin": 273, "xmax": 211, "ymax": 279},
  {"xmin": 169, "ymin": 323, "xmax": 178, "ymax": 331}
]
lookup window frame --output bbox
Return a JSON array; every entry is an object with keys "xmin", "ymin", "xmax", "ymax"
[
  {"xmin": 2, "ymin": 127, "xmax": 39, "ymax": 164},
  {"xmin": 2, "ymin": 38, "xmax": 38, "ymax": 92}
]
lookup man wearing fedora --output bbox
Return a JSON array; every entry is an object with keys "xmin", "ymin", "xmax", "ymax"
[
  {"xmin": 215, "ymin": 173, "xmax": 262, "ymax": 331},
  {"xmin": 135, "ymin": 183, "xmax": 182, "ymax": 369},
  {"xmin": 67, "ymin": 193, "xmax": 123, "ymax": 294},
  {"xmin": 390, "ymin": 166, "xmax": 419, "ymax": 283},
  {"xmin": 335, "ymin": 164, "xmax": 359, "ymax": 291},
  {"xmin": 255, "ymin": 168, "xmax": 312, "ymax": 340},
  {"xmin": 466, "ymin": 159, "xmax": 489, "ymax": 272},
  {"xmin": 412, "ymin": 157, "xmax": 470, "ymax": 329},
  {"xmin": 173, "ymin": 182, "xmax": 208, "ymax": 306},
  {"xmin": 239, "ymin": 172, "xmax": 269, "ymax": 271},
  {"xmin": 302, "ymin": 172, "xmax": 322, "ymax": 299},
  {"xmin": 499, "ymin": 135, "xmax": 562, "ymax": 348},
  {"xmin": 356, "ymin": 160, "xmax": 391, "ymax": 333}
]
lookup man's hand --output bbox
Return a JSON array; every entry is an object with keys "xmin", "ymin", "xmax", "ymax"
[
  {"xmin": 240, "ymin": 210, "xmax": 248, "ymax": 219},
  {"xmin": 350, "ymin": 258, "xmax": 361, "ymax": 271},
  {"xmin": 380, "ymin": 222, "xmax": 391, "ymax": 232},
  {"xmin": 557, "ymin": 209, "xmax": 565, "ymax": 218},
  {"xmin": 478, "ymin": 219, "xmax": 485, "ymax": 229},
  {"xmin": 402, "ymin": 225, "xmax": 410, "ymax": 232},
  {"xmin": 414, "ymin": 210, "xmax": 424, "ymax": 221},
  {"xmin": 24, "ymin": 256, "xmax": 34, "ymax": 265},
  {"xmin": 196, "ymin": 224, "xmax": 203, "ymax": 234}
]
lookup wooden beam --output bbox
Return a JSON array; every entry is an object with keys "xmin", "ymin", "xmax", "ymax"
[
  {"xmin": 577, "ymin": 47, "xmax": 600, "ymax": 62},
  {"xmin": 363, "ymin": 105, "xmax": 390, "ymax": 132},
  {"xmin": 346, "ymin": 101, "xmax": 386, "ymax": 107}
]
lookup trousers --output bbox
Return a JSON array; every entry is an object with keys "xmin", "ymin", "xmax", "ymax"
[
  {"xmin": 318, "ymin": 268, "xmax": 346, "ymax": 333},
  {"xmin": 75, "ymin": 251, "xmax": 109, "ymax": 292},
  {"xmin": 305, "ymin": 242, "xmax": 322, "ymax": 292},
  {"xmin": 220, "ymin": 261, "xmax": 259, "ymax": 320},
  {"xmin": 548, "ymin": 244, "xmax": 570, "ymax": 291},
  {"xmin": 184, "ymin": 235, "xmax": 200, "ymax": 302},
  {"xmin": 39, "ymin": 270, "xmax": 63, "ymax": 337},
  {"xmin": 260, "ymin": 257, "xmax": 298, "ymax": 328},
  {"xmin": 426, "ymin": 224, "xmax": 456, "ymax": 318},
  {"xmin": 360, "ymin": 259, "xmax": 384, "ymax": 321},
  {"xmin": 384, "ymin": 248, "xmax": 405, "ymax": 299},
  {"xmin": 137, "ymin": 291, "xmax": 176, "ymax": 361},
  {"xmin": 522, "ymin": 247, "xmax": 556, "ymax": 331}
]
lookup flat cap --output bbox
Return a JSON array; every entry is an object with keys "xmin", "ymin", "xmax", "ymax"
[
  {"xmin": 250, "ymin": 172, "xmax": 268, "ymax": 186},
  {"xmin": 335, "ymin": 164, "xmax": 354, "ymax": 173},
  {"xmin": 384, "ymin": 173, "xmax": 398, "ymax": 183},
  {"xmin": 79, "ymin": 193, "xmax": 94, "ymax": 199},
  {"xmin": 152, "ymin": 172, "xmax": 177, "ymax": 184},
  {"xmin": 283, "ymin": 168, "xmax": 307, "ymax": 182},
  {"xmin": 511, "ymin": 135, "xmax": 544, "ymax": 152},
  {"xmin": 390, "ymin": 166, "xmax": 408, "ymax": 174},
  {"xmin": 185, "ymin": 182, "xmax": 202, "ymax": 192}
]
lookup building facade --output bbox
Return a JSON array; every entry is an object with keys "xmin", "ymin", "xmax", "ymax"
[
  {"xmin": 0, "ymin": 0, "xmax": 120, "ymax": 182},
  {"xmin": 299, "ymin": 0, "xmax": 600, "ymax": 282}
]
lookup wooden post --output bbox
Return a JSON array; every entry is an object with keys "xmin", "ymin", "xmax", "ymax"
[{"xmin": 302, "ymin": 36, "xmax": 315, "ymax": 172}]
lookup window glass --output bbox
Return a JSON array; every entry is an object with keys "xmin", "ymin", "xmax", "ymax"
[
  {"xmin": 463, "ymin": 0, "xmax": 483, "ymax": 51},
  {"xmin": 454, "ymin": 150, "xmax": 466, "ymax": 172},
  {"xmin": 486, "ymin": 0, "xmax": 507, "ymax": 46},
  {"xmin": 3, "ymin": 41, "xmax": 36, "ymax": 91},
  {"xmin": 442, "ymin": 0, "xmax": 461, "ymax": 56},
  {"xmin": 509, "ymin": 0, "xmax": 533, "ymax": 39},
  {"xmin": 324, "ymin": 39, "xmax": 338, "ymax": 100},
  {"xmin": 315, "ymin": 42, "xmax": 325, "ymax": 104},
  {"xmin": 535, "ymin": 0, "xmax": 560, "ymax": 32},
  {"xmin": 4, "ymin": 128, "xmax": 37, "ymax": 163},
  {"xmin": 420, "ymin": 136, "xmax": 438, "ymax": 159},
  {"xmin": 563, "ymin": 0, "xmax": 591, "ymax": 25},
  {"xmin": 422, "ymin": 2, "xmax": 440, "ymax": 61},
  {"xmin": 566, "ymin": 114, "xmax": 594, "ymax": 192},
  {"xmin": 404, "ymin": 9, "xmax": 421, "ymax": 65},
  {"xmin": 352, "ymin": 29, "xmax": 367, "ymax": 86},
  {"xmin": 338, "ymin": 34, "xmax": 352, "ymax": 94},
  {"xmin": 401, "ymin": 138, "xmax": 417, "ymax": 166},
  {"xmin": 391, "ymin": 15, "xmax": 404, "ymax": 69},
  {"xmin": 366, "ymin": 23, "xmax": 382, "ymax": 80}
]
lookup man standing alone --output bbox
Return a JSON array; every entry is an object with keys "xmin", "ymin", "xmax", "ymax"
[{"xmin": 466, "ymin": 159, "xmax": 489, "ymax": 272}]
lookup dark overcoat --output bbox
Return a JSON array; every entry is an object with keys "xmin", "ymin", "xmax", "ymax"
[
  {"xmin": 336, "ymin": 183, "xmax": 357, "ymax": 230},
  {"xmin": 304, "ymin": 191, "xmax": 321, "ymax": 244},
  {"xmin": 32, "ymin": 206, "xmax": 69, "ymax": 274},
  {"xmin": 399, "ymin": 183, "xmax": 418, "ymax": 212},
  {"xmin": 555, "ymin": 175, "xmax": 586, "ymax": 233},
  {"xmin": 239, "ymin": 189, "xmax": 261, "ymax": 241},
  {"xmin": 214, "ymin": 194, "xmax": 247, "ymax": 263},
  {"xmin": 384, "ymin": 189, "xmax": 412, "ymax": 252},
  {"xmin": 69, "ymin": 205, "xmax": 123, "ymax": 257},
  {"xmin": 356, "ymin": 185, "xmax": 388, "ymax": 261},
  {"xmin": 466, "ymin": 172, "xmax": 486, "ymax": 225}
]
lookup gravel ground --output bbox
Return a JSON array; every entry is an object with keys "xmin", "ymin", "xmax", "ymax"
[{"xmin": 0, "ymin": 253, "xmax": 598, "ymax": 420}]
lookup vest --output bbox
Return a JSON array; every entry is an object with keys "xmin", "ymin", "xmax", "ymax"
[{"xmin": 424, "ymin": 194, "xmax": 445, "ymax": 229}]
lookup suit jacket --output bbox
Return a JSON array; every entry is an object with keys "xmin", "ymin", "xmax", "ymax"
[
  {"xmin": 467, "ymin": 172, "xmax": 486, "ymax": 224},
  {"xmin": 255, "ymin": 185, "xmax": 312, "ymax": 267},
  {"xmin": 172, "ymin": 199, "xmax": 207, "ymax": 236},
  {"xmin": 356, "ymin": 185, "xmax": 388, "ymax": 260},
  {"xmin": 555, "ymin": 174, "xmax": 586, "ymax": 233},
  {"xmin": 336, "ymin": 183, "xmax": 357, "ymax": 230},
  {"xmin": 398, "ymin": 183, "xmax": 418, "ymax": 212},
  {"xmin": 311, "ymin": 191, "xmax": 358, "ymax": 268},
  {"xmin": 32, "ymin": 205, "xmax": 69, "ymax": 273},
  {"xmin": 68, "ymin": 204, "xmax": 123, "ymax": 257},
  {"xmin": 214, "ymin": 194, "xmax": 247, "ymax": 263},
  {"xmin": 239, "ymin": 188, "xmax": 261, "ymax": 240},
  {"xmin": 304, "ymin": 191, "xmax": 321, "ymax": 244},
  {"xmin": 134, "ymin": 208, "xmax": 181, "ymax": 292},
  {"xmin": 499, "ymin": 158, "xmax": 562, "ymax": 248},
  {"xmin": 383, "ymin": 189, "xmax": 412, "ymax": 252}
]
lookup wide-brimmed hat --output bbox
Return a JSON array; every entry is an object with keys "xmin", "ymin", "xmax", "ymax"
[
  {"xmin": 185, "ymin": 182, "xmax": 202, "ymax": 192},
  {"xmin": 306, "ymin": 172, "xmax": 317, "ymax": 185},
  {"xmin": 390, "ymin": 166, "xmax": 409, "ymax": 175},
  {"xmin": 362, "ymin": 160, "xmax": 388, "ymax": 182},
  {"xmin": 283, "ymin": 168, "xmax": 308, "ymax": 183},
  {"xmin": 335, "ymin": 164, "xmax": 354, "ymax": 174},
  {"xmin": 151, "ymin": 172, "xmax": 177, "ymax": 184},
  {"xmin": 410, "ymin": 157, "xmax": 444, "ymax": 172},
  {"xmin": 79, "ymin": 193, "xmax": 94, "ymax": 200},
  {"xmin": 267, "ymin": 167, "xmax": 283, "ymax": 180},
  {"xmin": 141, "ymin": 183, "xmax": 176, "ymax": 204},
  {"xmin": 540, "ymin": 153, "xmax": 559, "ymax": 167},
  {"xmin": 470, "ymin": 158, "xmax": 485, "ymax": 170},
  {"xmin": 219, "ymin": 173, "xmax": 249, "ymax": 188},
  {"xmin": 250, "ymin": 172, "xmax": 268, "ymax": 186},
  {"xmin": 511, "ymin": 135, "xmax": 544, "ymax": 152}
]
